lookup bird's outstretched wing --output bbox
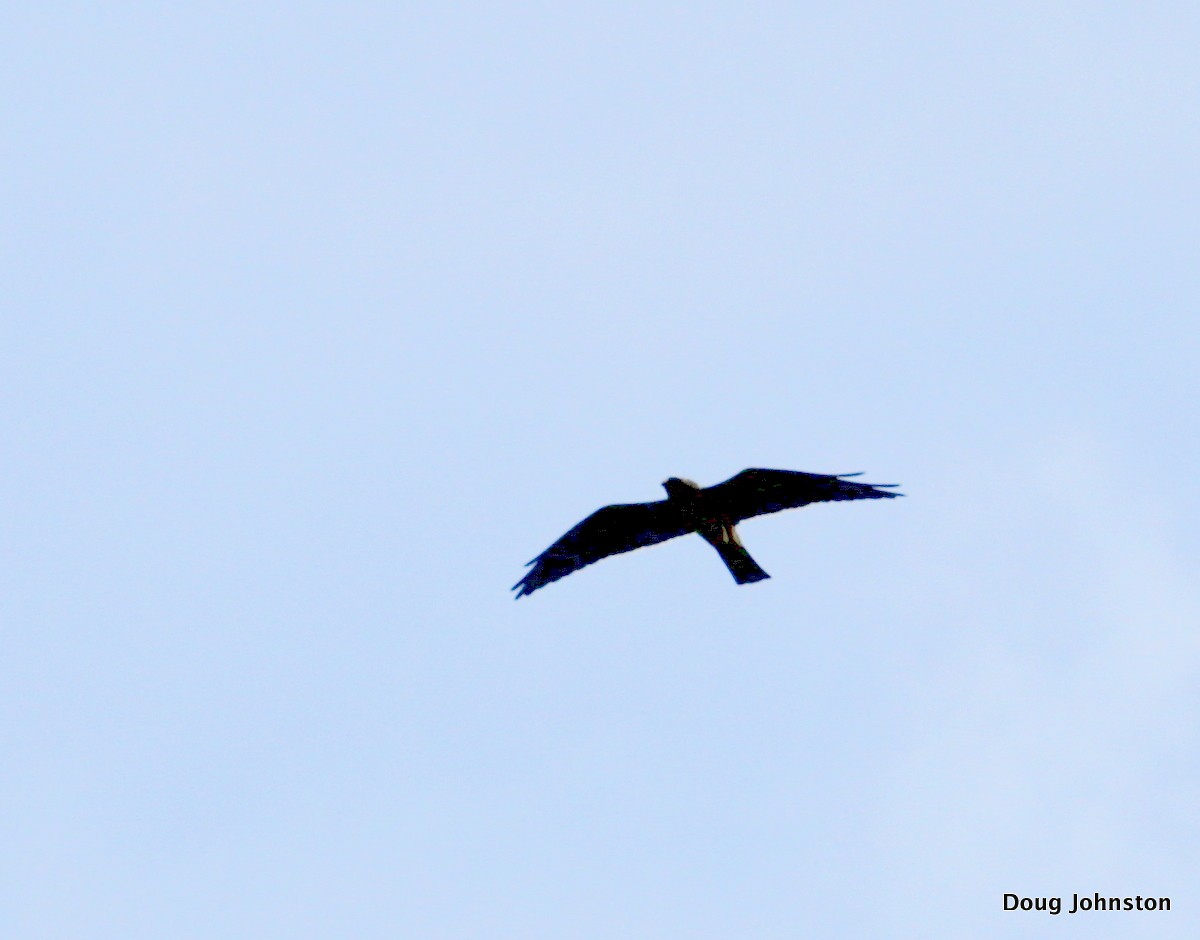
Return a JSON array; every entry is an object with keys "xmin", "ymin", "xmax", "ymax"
[
  {"xmin": 703, "ymin": 468, "xmax": 902, "ymax": 524},
  {"xmin": 513, "ymin": 500, "xmax": 691, "ymax": 598}
]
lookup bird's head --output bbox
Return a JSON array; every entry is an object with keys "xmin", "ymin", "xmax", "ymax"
[{"xmin": 662, "ymin": 477, "xmax": 701, "ymax": 499}]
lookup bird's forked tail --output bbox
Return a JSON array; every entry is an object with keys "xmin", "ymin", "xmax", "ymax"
[{"xmin": 714, "ymin": 540, "xmax": 771, "ymax": 585}]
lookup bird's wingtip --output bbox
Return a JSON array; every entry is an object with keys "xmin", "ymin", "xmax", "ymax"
[{"xmin": 512, "ymin": 576, "xmax": 542, "ymax": 598}]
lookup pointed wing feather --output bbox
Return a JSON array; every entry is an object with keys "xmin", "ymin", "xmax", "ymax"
[
  {"xmin": 513, "ymin": 500, "xmax": 691, "ymax": 598},
  {"xmin": 704, "ymin": 468, "xmax": 902, "ymax": 524}
]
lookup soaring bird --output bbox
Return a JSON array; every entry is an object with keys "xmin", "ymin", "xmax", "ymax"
[{"xmin": 513, "ymin": 468, "xmax": 900, "ymax": 598}]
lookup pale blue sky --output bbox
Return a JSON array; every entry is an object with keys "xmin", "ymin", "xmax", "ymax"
[{"xmin": 4, "ymin": 4, "xmax": 1198, "ymax": 938}]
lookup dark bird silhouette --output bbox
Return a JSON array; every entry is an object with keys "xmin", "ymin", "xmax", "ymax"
[{"xmin": 513, "ymin": 468, "xmax": 901, "ymax": 598}]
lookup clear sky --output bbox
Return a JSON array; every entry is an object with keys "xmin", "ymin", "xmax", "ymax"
[{"xmin": 4, "ymin": 4, "xmax": 1198, "ymax": 938}]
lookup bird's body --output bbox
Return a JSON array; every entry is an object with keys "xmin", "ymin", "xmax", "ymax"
[
  {"xmin": 661, "ymin": 476, "xmax": 770, "ymax": 585},
  {"xmin": 513, "ymin": 468, "xmax": 900, "ymax": 598}
]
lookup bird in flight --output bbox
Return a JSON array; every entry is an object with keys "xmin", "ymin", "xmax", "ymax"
[{"xmin": 513, "ymin": 468, "xmax": 901, "ymax": 598}]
